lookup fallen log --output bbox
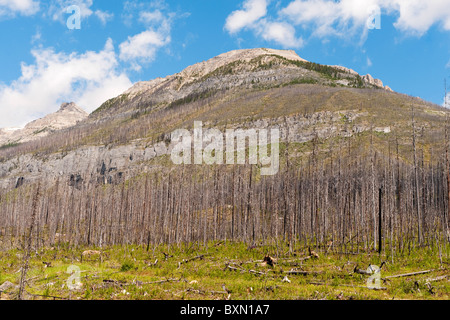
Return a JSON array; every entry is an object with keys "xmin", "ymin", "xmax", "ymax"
[
  {"xmin": 249, "ymin": 269, "xmax": 266, "ymax": 276},
  {"xmin": 383, "ymin": 270, "xmax": 434, "ymax": 279},
  {"xmin": 278, "ymin": 256, "xmax": 312, "ymax": 264},
  {"xmin": 226, "ymin": 265, "xmax": 244, "ymax": 272},
  {"xmin": 354, "ymin": 263, "xmax": 385, "ymax": 275},
  {"xmin": 308, "ymin": 281, "xmax": 387, "ymax": 291},
  {"xmin": 425, "ymin": 275, "xmax": 449, "ymax": 283},
  {"xmin": 145, "ymin": 259, "xmax": 158, "ymax": 267},
  {"xmin": 142, "ymin": 278, "xmax": 182, "ymax": 285},
  {"xmin": 354, "ymin": 267, "xmax": 371, "ymax": 275},
  {"xmin": 240, "ymin": 260, "xmax": 264, "ymax": 265},
  {"xmin": 186, "ymin": 288, "xmax": 228, "ymax": 295},
  {"xmin": 226, "ymin": 265, "xmax": 266, "ymax": 276},
  {"xmin": 178, "ymin": 254, "xmax": 210, "ymax": 268},
  {"xmin": 335, "ymin": 252, "xmax": 362, "ymax": 256},
  {"xmin": 284, "ymin": 270, "xmax": 323, "ymax": 276},
  {"xmin": 213, "ymin": 241, "xmax": 225, "ymax": 247},
  {"xmin": 99, "ymin": 278, "xmax": 181, "ymax": 289}
]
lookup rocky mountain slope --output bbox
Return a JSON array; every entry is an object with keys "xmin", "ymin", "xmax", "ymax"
[
  {"xmin": 0, "ymin": 48, "xmax": 446, "ymax": 190},
  {"xmin": 0, "ymin": 102, "xmax": 87, "ymax": 146},
  {"xmin": 123, "ymin": 48, "xmax": 390, "ymax": 99},
  {"xmin": 123, "ymin": 48, "xmax": 308, "ymax": 98},
  {"xmin": 91, "ymin": 48, "xmax": 392, "ymax": 121}
]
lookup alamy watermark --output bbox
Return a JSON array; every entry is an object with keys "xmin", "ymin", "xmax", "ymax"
[
  {"xmin": 66, "ymin": 5, "xmax": 81, "ymax": 30},
  {"xmin": 66, "ymin": 265, "xmax": 82, "ymax": 290},
  {"xmin": 366, "ymin": 265, "xmax": 382, "ymax": 289},
  {"xmin": 367, "ymin": 5, "xmax": 381, "ymax": 30},
  {"xmin": 170, "ymin": 121, "xmax": 280, "ymax": 176}
]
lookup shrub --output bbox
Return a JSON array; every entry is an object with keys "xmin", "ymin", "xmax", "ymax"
[{"xmin": 120, "ymin": 261, "xmax": 135, "ymax": 272}]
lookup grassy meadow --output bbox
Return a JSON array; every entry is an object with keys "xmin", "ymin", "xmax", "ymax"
[{"xmin": 0, "ymin": 240, "xmax": 448, "ymax": 300}]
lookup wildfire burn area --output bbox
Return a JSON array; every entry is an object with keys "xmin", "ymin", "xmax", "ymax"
[
  {"xmin": 0, "ymin": 241, "xmax": 448, "ymax": 301},
  {"xmin": 1, "ymin": 87, "xmax": 450, "ymax": 300},
  {"xmin": 0, "ymin": 146, "xmax": 449, "ymax": 300}
]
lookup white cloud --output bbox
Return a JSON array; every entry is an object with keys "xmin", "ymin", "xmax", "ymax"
[
  {"xmin": 119, "ymin": 30, "xmax": 171, "ymax": 64},
  {"xmin": 257, "ymin": 20, "xmax": 304, "ymax": 48},
  {"xmin": 389, "ymin": 0, "xmax": 450, "ymax": 35},
  {"xmin": 367, "ymin": 57, "xmax": 372, "ymax": 67},
  {"xmin": 94, "ymin": 9, "xmax": 113, "ymax": 25},
  {"xmin": 225, "ymin": 0, "xmax": 268, "ymax": 34},
  {"xmin": 31, "ymin": 28, "xmax": 42, "ymax": 43},
  {"xmin": 0, "ymin": 0, "xmax": 39, "ymax": 16},
  {"xmin": 139, "ymin": 10, "xmax": 164, "ymax": 24},
  {"xmin": 282, "ymin": 0, "xmax": 450, "ymax": 37},
  {"xmin": 122, "ymin": 0, "xmax": 172, "ymax": 27},
  {"xmin": 226, "ymin": 0, "xmax": 450, "ymax": 46},
  {"xmin": 281, "ymin": 0, "xmax": 380, "ymax": 38},
  {"xmin": 224, "ymin": 0, "xmax": 303, "ymax": 48},
  {"xmin": 119, "ymin": 6, "xmax": 173, "ymax": 67},
  {"xmin": 0, "ymin": 39, "xmax": 132, "ymax": 128}
]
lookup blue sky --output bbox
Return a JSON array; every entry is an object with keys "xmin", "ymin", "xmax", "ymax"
[{"xmin": 1, "ymin": 0, "xmax": 450, "ymax": 128}]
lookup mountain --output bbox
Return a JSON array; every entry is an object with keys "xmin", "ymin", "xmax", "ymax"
[
  {"xmin": 0, "ymin": 48, "xmax": 448, "ymax": 257},
  {"xmin": 0, "ymin": 48, "xmax": 446, "ymax": 190},
  {"xmin": 92, "ymin": 48, "xmax": 392, "ymax": 120},
  {"xmin": 0, "ymin": 102, "xmax": 88, "ymax": 146},
  {"xmin": 123, "ymin": 48, "xmax": 390, "ymax": 99}
]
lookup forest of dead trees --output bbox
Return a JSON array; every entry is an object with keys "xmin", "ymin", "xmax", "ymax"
[
  {"xmin": 0, "ymin": 81, "xmax": 449, "ymax": 257},
  {"xmin": 1, "ymin": 126, "xmax": 449, "ymax": 258}
]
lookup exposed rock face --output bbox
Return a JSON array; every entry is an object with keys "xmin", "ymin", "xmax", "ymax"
[
  {"xmin": 361, "ymin": 74, "xmax": 392, "ymax": 91},
  {"xmin": 117, "ymin": 49, "xmax": 393, "ymax": 114},
  {"xmin": 124, "ymin": 48, "xmax": 308, "ymax": 98},
  {"xmin": 374, "ymin": 127, "xmax": 391, "ymax": 134},
  {"xmin": 331, "ymin": 65, "xmax": 359, "ymax": 76},
  {"xmin": 362, "ymin": 74, "xmax": 383, "ymax": 88},
  {"xmin": 332, "ymin": 67, "xmax": 391, "ymax": 91},
  {"xmin": 0, "ymin": 110, "xmax": 372, "ymax": 189},
  {"xmin": 93, "ymin": 48, "xmax": 394, "ymax": 128},
  {"xmin": 0, "ymin": 102, "xmax": 88, "ymax": 146},
  {"xmin": 178, "ymin": 48, "xmax": 307, "ymax": 84}
]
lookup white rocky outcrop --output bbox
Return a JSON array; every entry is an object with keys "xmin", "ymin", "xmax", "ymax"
[
  {"xmin": 331, "ymin": 65, "xmax": 359, "ymax": 76},
  {"xmin": 332, "ymin": 67, "xmax": 392, "ymax": 92},
  {"xmin": 362, "ymin": 74, "xmax": 392, "ymax": 91},
  {"xmin": 362, "ymin": 74, "xmax": 383, "ymax": 88},
  {"xmin": 384, "ymin": 85, "xmax": 393, "ymax": 92}
]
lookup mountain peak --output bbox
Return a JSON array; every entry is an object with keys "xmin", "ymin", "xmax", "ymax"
[
  {"xmin": 0, "ymin": 102, "xmax": 88, "ymax": 146},
  {"xmin": 179, "ymin": 48, "xmax": 307, "ymax": 79},
  {"xmin": 123, "ymin": 48, "xmax": 308, "ymax": 97},
  {"xmin": 58, "ymin": 102, "xmax": 88, "ymax": 115},
  {"xmin": 121, "ymin": 47, "xmax": 392, "ymax": 101}
]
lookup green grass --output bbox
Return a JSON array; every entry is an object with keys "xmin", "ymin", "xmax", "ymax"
[{"xmin": 0, "ymin": 241, "xmax": 448, "ymax": 300}]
